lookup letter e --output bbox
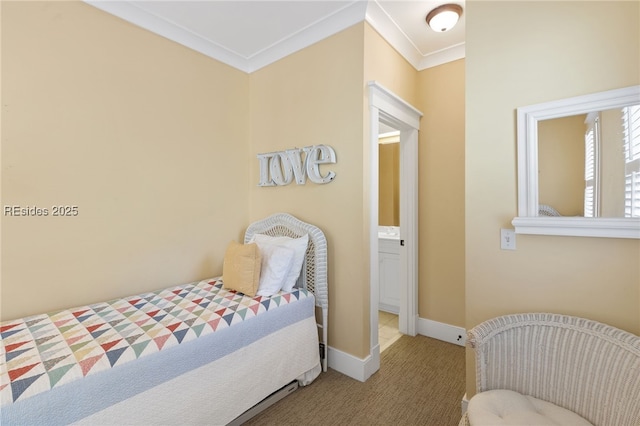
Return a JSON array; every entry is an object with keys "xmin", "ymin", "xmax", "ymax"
[{"xmin": 306, "ymin": 145, "xmax": 337, "ymax": 184}]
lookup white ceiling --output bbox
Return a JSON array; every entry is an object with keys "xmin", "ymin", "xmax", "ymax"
[{"xmin": 86, "ymin": 0, "xmax": 465, "ymax": 73}]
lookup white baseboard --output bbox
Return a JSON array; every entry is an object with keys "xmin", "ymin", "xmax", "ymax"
[
  {"xmin": 461, "ymin": 393, "xmax": 469, "ymax": 415},
  {"xmin": 327, "ymin": 344, "xmax": 379, "ymax": 382},
  {"xmin": 328, "ymin": 318, "xmax": 466, "ymax": 381},
  {"xmin": 418, "ymin": 317, "xmax": 466, "ymax": 347}
]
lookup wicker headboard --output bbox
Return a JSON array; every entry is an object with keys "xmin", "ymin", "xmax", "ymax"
[{"xmin": 244, "ymin": 213, "xmax": 328, "ymax": 372}]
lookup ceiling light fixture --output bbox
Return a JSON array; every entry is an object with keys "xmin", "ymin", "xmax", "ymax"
[{"xmin": 426, "ymin": 4, "xmax": 463, "ymax": 32}]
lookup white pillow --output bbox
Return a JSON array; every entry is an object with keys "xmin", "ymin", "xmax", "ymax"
[
  {"xmin": 252, "ymin": 233, "xmax": 309, "ymax": 292},
  {"xmin": 255, "ymin": 244, "xmax": 295, "ymax": 296}
]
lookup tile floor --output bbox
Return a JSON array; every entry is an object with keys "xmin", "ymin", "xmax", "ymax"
[{"xmin": 379, "ymin": 310, "xmax": 402, "ymax": 352}]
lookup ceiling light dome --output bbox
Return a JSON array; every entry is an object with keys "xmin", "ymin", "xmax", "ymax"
[{"xmin": 426, "ymin": 4, "xmax": 463, "ymax": 32}]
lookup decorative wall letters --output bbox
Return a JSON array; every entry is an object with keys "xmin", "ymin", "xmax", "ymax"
[{"xmin": 257, "ymin": 145, "xmax": 337, "ymax": 186}]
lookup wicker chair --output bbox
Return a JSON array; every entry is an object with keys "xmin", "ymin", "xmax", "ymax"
[{"xmin": 460, "ymin": 313, "xmax": 640, "ymax": 426}]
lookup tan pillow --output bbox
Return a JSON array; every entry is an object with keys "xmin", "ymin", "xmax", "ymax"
[{"xmin": 222, "ymin": 241, "xmax": 261, "ymax": 297}]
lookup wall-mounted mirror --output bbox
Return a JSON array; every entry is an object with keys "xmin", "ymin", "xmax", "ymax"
[
  {"xmin": 379, "ymin": 126, "xmax": 400, "ymax": 227},
  {"xmin": 512, "ymin": 85, "xmax": 640, "ymax": 239}
]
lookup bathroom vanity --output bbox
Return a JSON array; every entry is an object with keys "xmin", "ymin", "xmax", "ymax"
[{"xmin": 378, "ymin": 226, "xmax": 400, "ymax": 314}]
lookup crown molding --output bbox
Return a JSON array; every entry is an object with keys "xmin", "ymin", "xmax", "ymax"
[
  {"xmin": 85, "ymin": 1, "xmax": 250, "ymax": 71},
  {"xmin": 85, "ymin": 0, "xmax": 367, "ymax": 74},
  {"xmin": 85, "ymin": 0, "xmax": 463, "ymax": 73},
  {"xmin": 365, "ymin": 0, "xmax": 465, "ymax": 71},
  {"xmin": 246, "ymin": 1, "xmax": 367, "ymax": 73},
  {"xmin": 364, "ymin": 0, "xmax": 423, "ymax": 69},
  {"xmin": 364, "ymin": 0, "xmax": 465, "ymax": 71},
  {"xmin": 418, "ymin": 42, "xmax": 465, "ymax": 69}
]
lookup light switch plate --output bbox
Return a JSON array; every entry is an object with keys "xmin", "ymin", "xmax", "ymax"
[{"xmin": 500, "ymin": 228, "xmax": 516, "ymax": 250}]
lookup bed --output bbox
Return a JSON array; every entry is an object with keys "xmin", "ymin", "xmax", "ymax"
[{"xmin": 1, "ymin": 212, "xmax": 328, "ymax": 425}]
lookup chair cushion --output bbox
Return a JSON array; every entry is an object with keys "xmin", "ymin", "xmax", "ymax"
[{"xmin": 467, "ymin": 389, "xmax": 593, "ymax": 425}]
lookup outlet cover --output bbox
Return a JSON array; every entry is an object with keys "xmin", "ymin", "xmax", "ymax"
[{"xmin": 500, "ymin": 228, "xmax": 516, "ymax": 250}]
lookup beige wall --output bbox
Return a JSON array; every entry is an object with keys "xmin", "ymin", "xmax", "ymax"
[
  {"xmin": 416, "ymin": 59, "xmax": 466, "ymax": 327},
  {"xmin": 379, "ymin": 142, "xmax": 399, "ymax": 226},
  {"xmin": 363, "ymin": 26, "xmax": 466, "ymax": 330},
  {"xmin": 249, "ymin": 24, "xmax": 368, "ymax": 357},
  {"xmin": 249, "ymin": 23, "xmax": 467, "ymax": 358},
  {"xmin": 363, "ymin": 25, "xmax": 418, "ymax": 107},
  {"xmin": 364, "ymin": 25, "xmax": 466, "ymax": 332},
  {"xmin": 0, "ymin": 3, "xmax": 470, "ymax": 362},
  {"xmin": 538, "ymin": 115, "xmax": 585, "ymax": 216},
  {"xmin": 1, "ymin": 2, "xmax": 250, "ymax": 320},
  {"xmin": 465, "ymin": 0, "xmax": 640, "ymax": 397},
  {"xmin": 15, "ymin": 4, "xmax": 626, "ymax": 394}
]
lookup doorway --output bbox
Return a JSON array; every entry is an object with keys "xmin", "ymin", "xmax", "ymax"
[
  {"xmin": 377, "ymin": 126, "xmax": 401, "ymax": 352},
  {"xmin": 368, "ymin": 82, "xmax": 422, "ymax": 369}
]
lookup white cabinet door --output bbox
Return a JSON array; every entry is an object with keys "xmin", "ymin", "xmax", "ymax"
[{"xmin": 379, "ymin": 242, "xmax": 400, "ymax": 313}]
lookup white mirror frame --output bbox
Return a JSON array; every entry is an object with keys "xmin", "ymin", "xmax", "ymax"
[{"xmin": 512, "ymin": 85, "xmax": 640, "ymax": 239}]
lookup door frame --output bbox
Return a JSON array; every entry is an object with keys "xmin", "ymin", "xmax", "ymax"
[{"xmin": 368, "ymin": 81, "xmax": 422, "ymax": 362}]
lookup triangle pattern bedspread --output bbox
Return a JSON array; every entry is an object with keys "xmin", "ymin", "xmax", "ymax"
[{"xmin": 0, "ymin": 279, "xmax": 311, "ymax": 405}]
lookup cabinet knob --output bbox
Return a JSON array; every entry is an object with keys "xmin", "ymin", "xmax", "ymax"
[{"xmin": 400, "ymin": 240, "xmax": 405, "ymax": 246}]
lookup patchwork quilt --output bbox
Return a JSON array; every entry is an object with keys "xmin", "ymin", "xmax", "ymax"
[{"xmin": 0, "ymin": 279, "xmax": 311, "ymax": 406}]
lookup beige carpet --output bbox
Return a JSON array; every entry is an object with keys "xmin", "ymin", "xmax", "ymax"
[{"xmin": 244, "ymin": 334, "xmax": 466, "ymax": 426}]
